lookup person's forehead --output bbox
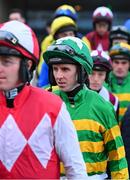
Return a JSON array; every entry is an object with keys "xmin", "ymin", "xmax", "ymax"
[
  {"xmin": 113, "ymin": 59, "xmax": 129, "ymax": 63},
  {"xmin": 60, "ymin": 30, "xmax": 74, "ymax": 34},
  {"xmin": 58, "ymin": 31, "xmax": 75, "ymax": 36},
  {"xmin": 92, "ymin": 69, "xmax": 106, "ymax": 73},
  {"xmin": 96, "ymin": 21, "xmax": 108, "ymax": 25}
]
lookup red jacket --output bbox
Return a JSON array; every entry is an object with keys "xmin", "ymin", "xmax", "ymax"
[
  {"xmin": 86, "ymin": 31, "xmax": 110, "ymax": 51},
  {"xmin": 0, "ymin": 85, "xmax": 61, "ymax": 179},
  {"xmin": 0, "ymin": 85, "xmax": 87, "ymax": 179}
]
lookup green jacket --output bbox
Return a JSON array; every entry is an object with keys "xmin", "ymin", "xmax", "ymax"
[
  {"xmin": 106, "ymin": 72, "xmax": 130, "ymax": 122},
  {"xmin": 54, "ymin": 87, "xmax": 128, "ymax": 179}
]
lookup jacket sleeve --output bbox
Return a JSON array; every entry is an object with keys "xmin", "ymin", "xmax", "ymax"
[
  {"xmin": 53, "ymin": 102, "xmax": 88, "ymax": 179},
  {"xmin": 103, "ymin": 105, "xmax": 129, "ymax": 179},
  {"xmin": 121, "ymin": 105, "xmax": 130, "ymax": 175}
]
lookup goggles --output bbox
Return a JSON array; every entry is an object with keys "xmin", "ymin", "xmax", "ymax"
[
  {"xmin": 55, "ymin": 9, "xmax": 78, "ymax": 21},
  {"xmin": 47, "ymin": 44, "xmax": 92, "ymax": 67},
  {"xmin": 93, "ymin": 56, "xmax": 110, "ymax": 63},
  {"xmin": 110, "ymin": 54, "xmax": 130, "ymax": 61},
  {"xmin": 0, "ymin": 30, "xmax": 18, "ymax": 45},
  {"xmin": 48, "ymin": 57, "xmax": 78, "ymax": 65},
  {"xmin": 112, "ymin": 26, "xmax": 127, "ymax": 32}
]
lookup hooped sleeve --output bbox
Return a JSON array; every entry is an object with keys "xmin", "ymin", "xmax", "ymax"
[{"xmin": 53, "ymin": 102, "xmax": 88, "ymax": 179}]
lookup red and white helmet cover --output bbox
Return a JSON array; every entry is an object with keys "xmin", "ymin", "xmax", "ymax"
[
  {"xmin": 0, "ymin": 20, "xmax": 39, "ymax": 64},
  {"xmin": 91, "ymin": 50, "xmax": 112, "ymax": 72},
  {"xmin": 93, "ymin": 6, "xmax": 113, "ymax": 24}
]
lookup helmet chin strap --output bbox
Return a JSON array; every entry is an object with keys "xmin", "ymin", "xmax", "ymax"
[
  {"xmin": 65, "ymin": 83, "xmax": 80, "ymax": 92},
  {"xmin": 65, "ymin": 84, "xmax": 83, "ymax": 105},
  {"xmin": 4, "ymin": 84, "xmax": 25, "ymax": 108},
  {"xmin": 65, "ymin": 74, "xmax": 80, "ymax": 92},
  {"xmin": 116, "ymin": 76, "xmax": 125, "ymax": 85},
  {"xmin": 4, "ymin": 84, "xmax": 23, "ymax": 99}
]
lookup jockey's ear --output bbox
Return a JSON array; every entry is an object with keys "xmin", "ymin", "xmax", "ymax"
[{"xmin": 27, "ymin": 60, "xmax": 33, "ymax": 70}]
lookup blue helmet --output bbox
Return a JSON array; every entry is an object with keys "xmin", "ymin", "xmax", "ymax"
[
  {"xmin": 53, "ymin": 4, "xmax": 78, "ymax": 22},
  {"xmin": 124, "ymin": 19, "xmax": 130, "ymax": 32}
]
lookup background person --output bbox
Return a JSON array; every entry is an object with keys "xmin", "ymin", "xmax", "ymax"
[
  {"xmin": 38, "ymin": 4, "xmax": 91, "ymax": 76},
  {"xmin": 86, "ymin": 6, "xmax": 113, "ymax": 51},
  {"xmin": 8, "ymin": 8, "xmax": 26, "ymax": 23},
  {"xmin": 109, "ymin": 25, "xmax": 130, "ymax": 48},
  {"xmin": 89, "ymin": 50, "xmax": 119, "ymax": 120},
  {"xmin": 107, "ymin": 42, "xmax": 130, "ymax": 123},
  {"xmin": 37, "ymin": 16, "xmax": 81, "ymax": 88}
]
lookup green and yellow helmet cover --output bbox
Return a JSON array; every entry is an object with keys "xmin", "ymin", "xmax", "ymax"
[
  {"xmin": 109, "ymin": 42, "xmax": 130, "ymax": 59},
  {"xmin": 43, "ymin": 36, "xmax": 93, "ymax": 74}
]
